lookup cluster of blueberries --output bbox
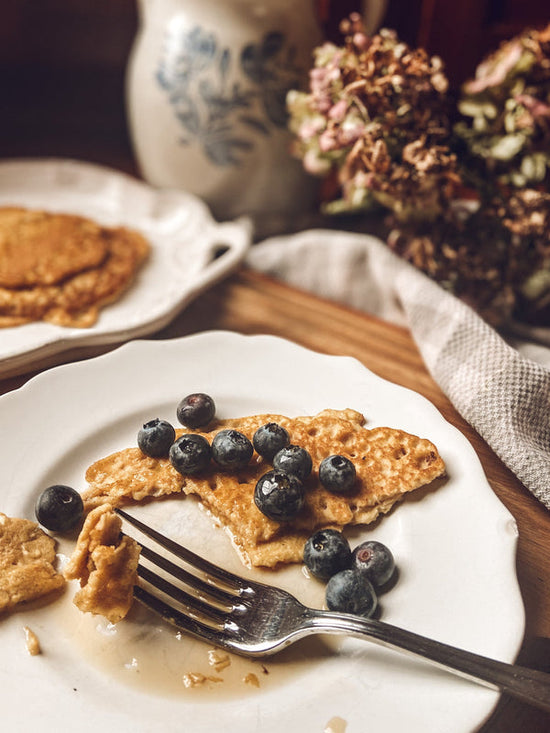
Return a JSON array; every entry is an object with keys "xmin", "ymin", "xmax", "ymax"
[
  {"xmin": 304, "ymin": 529, "xmax": 395, "ymax": 618},
  {"xmin": 141, "ymin": 393, "xmax": 358, "ymax": 524}
]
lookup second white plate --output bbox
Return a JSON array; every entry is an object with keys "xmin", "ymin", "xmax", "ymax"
[{"xmin": 0, "ymin": 159, "xmax": 250, "ymax": 377}]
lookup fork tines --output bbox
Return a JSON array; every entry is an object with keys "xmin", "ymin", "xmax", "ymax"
[{"xmin": 115, "ymin": 508, "xmax": 252, "ymax": 643}]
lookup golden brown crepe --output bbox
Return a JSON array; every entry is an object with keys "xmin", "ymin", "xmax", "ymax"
[{"xmin": 83, "ymin": 409, "xmax": 446, "ymax": 568}]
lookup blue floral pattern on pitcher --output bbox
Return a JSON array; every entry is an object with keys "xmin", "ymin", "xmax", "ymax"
[{"xmin": 156, "ymin": 25, "xmax": 301, "ymax": 166}]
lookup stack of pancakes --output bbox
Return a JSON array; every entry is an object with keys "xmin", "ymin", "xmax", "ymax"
[{"xmin": 0, "ymin": 207, "xmax": 149, "ymax": 327}]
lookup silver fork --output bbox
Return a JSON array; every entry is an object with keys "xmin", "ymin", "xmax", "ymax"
[{"xmin": 116, "ymin": 508, "xmax": 550, "ymax": 713}]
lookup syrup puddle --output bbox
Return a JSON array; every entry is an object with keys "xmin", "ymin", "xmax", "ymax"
[
  {"xmin": 56, "ymin": 498, "xmax": 340, "ymax": 701},
  {"xmin": 62, "ymin": 598, "xmax": 336, "ymax": 701}
]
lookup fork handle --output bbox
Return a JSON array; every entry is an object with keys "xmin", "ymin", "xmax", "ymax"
[{"xmin": 305, "ymin": 610, "xmax": 550, "ymax": 713}]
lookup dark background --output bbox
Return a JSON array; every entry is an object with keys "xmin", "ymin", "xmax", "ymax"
[{"xmin": 0, "ymin": 0, "xmax": 548, "ymax": 172}]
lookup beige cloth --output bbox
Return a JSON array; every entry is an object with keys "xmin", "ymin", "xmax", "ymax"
[{"xmin": 247, "ymin": 229, "xmax": 550, "ymax": 509}]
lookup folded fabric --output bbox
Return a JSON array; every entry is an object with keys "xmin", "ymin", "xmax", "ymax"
[{"xmin": 247, "ymin": 229, "xmax": 550, "ymax": 510}]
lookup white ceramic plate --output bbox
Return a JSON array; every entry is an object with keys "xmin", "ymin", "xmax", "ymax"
[
  {"xmin": 0, "ymin": 332, "xmax": 524, "ymax": 733},
  {"xmin": 0, "ymin": 159, "xmax": 250, "ymax": 378}
]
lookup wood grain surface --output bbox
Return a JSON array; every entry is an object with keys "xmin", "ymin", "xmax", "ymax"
[{"xmin": 1, "ymin": 267, "xmax": 549, "ymax": 731}]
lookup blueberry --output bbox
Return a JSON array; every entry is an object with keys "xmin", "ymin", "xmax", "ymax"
[
  {"xmin": 303, "ymin": 529, "xmax": 352, "ymax": 580},
  {"xmin": 319, "ymin": 455, "xmax": 356, "ymax": 493},
  {"xmin": 254, "ymin": 470, "xmax": 305, "ymax": 521},
  {"xmin": 351, "ymin": 540, "xmax": 395, "ymax": 588},
  {"xmin": 273, "ymin": 445, "xmax": 312, "ymax": 481},
  {"xmin": 253, "ymin": 422, "xmax": 290, "ymax": 461},
  {"xmin": 325, "ymin": 569, "xmax": 377, "ymax": 618},
  {"xmin": 176, "ymin": 393, "xmax": 216, "ymax": 428},
  {"xmin": 211, "ymin": 429, "xmax": 253, "ymax": 470},
  {"xmin": 35, "ymin": 484, "xmax": 84, "ymax": 533},
  {"xmin": 169, "ymin": 434, "xmax": 211, "ymax": 475},
  {"xmin": 137, "ymin": 418, "xmax": 176, "ymax": 457}
]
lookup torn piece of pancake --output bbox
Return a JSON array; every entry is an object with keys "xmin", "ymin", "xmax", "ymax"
[
  {"xmin": 23, "ymin": 626, "xmax": 41, "ymax": 655},
  {"xmin": 82, "ymin": 409, "xmax": 446, "ymax": 568},
  {"xmin": 0, "ymin": 207, "xmax": 150, "ymax": 328},
  {"xmin": 64, "ymin": 503, "xmax": 140, "ymax": 623},
  {"xmin": 0, "ymin": 513, "xmax": 65, "ymax": 613}
]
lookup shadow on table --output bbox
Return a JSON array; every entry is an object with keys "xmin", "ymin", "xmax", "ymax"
[{"xmin": 479, "ymin": 636, "xmax": 550, "ymax": 732}]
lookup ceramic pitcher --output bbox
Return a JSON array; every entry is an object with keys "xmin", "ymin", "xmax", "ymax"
[{"xmin": 126, "ymin": 0, "xmax": 385, "ymax": 235}]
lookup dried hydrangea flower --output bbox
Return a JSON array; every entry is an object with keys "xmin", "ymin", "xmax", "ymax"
[
  {"xmin": 455, "ymin": 23, "xmax": 550, "ymax": 190},
  {"xmin": 386, "ymin": 189, "xmax": 550, "ymax": 326},
  {"xmin": 287, "ymin": 15, "xmax": 550, "ymax": 326},
  {"xmin": 287, "ymin": 14, "xmax": 459, "ymax": 220}
]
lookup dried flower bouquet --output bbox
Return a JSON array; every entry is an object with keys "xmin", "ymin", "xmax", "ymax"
[{"xmin": 287, "ymin": 14, "xmax": 550, "ymax": 327}]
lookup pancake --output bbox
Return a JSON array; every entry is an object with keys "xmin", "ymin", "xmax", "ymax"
[
  {"xmin": 64, "ymin": 503, "xmax": 140, "ymax": 623},
  {"xmin": 0, "ymin": 513, "xmax": 65, "ymax": 612},
  {"xmin": 82, "ymin": 409, "xmax": 446, "ymax": 568},
  {"xmin": 0, "ymin": 219, "xmax": 150, "ymax": 328},
  {"xmin": 0, "ymin": 207, "xmax": 109, "ymax": 287}
]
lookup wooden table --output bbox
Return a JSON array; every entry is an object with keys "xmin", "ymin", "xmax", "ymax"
[{"xmin": 2, "ymin": 268, "xmax": 549, "ymax": 732}]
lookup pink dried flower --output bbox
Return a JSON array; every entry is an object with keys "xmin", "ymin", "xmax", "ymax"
[
  {"xmin": 287, "ymin": 16, "xmax": 456, "ymax": 219},
  {"xmin": 328, "ymin": 98, "xmax": 348, "ymax": 121},
  {"xmin": 464, "ymin": 40, "xmax": 523, "ymax": 94}
]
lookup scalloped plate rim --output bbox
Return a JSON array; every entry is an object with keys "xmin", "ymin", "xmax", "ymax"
[{"xmin": 0, "ymin": 331, "xmax": 525, "ymax": 733}]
